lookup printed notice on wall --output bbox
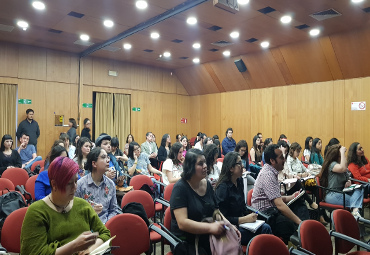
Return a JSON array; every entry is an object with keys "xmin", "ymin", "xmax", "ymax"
[{"xmin": 351, "ymin": 101, "xmax": 366, "ymax": 111}]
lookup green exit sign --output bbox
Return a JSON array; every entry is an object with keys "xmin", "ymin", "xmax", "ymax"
[
  {"xmin": 132, "ymin": 107, "xmax": 141, "ymax": 112},
  {"xmin": 83, "ymin": 103, "xmax": 93, "ymax": 108},
  {"xmin": 18, "ymin": 99, "xmax": 32, "ymax": 104}
]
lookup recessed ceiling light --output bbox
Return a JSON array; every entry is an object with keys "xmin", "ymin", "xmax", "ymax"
[
  {"xmin": 309, "ymin": 28, "xmax": 320, "ymax": 36},
  {"xmin": 352, "ymin": 0, "xmax": 364, "ymax": 3},
  {"xmin": 163, "ymin": 52, "xmax": 171, "ymax": 57},
  {"xmin": 260, "ymin": 41, "xmax": 270, "ymax": 48},
  {"xmin": 230, "ymin": 31, "xmax": 239, "ymax": 38},
  {"xmin": 136, "ymin": 0, "xmax": 148, "ymax": 9},
  {"xmin": 223, "ymin": 50, "xmax": 231, "ymax": 56},
  {"xmin": 186, "ymin": 17, "xmax": 197, "ymax": 25},
  {"xmin": 150, "ymin": 32, "xmax": 160, "ymax": 39},
  {"xmin": 103, "ymin": 20, "xmax": 114, "ymax": 28},
  {"xmin": 17, "ymin": 20, "xmax": 29, "ymax": 30},
  {"xmin": 193, "ymin": 58, "xmax": 200, "ymax": 63},
  {"xmin": 280, "ymin": 15, "xmax": 292, "ymax": 24},
  {"xmin": 32, "ymin": 1, "xmax": 45, "ymax": 10},
  {"xmin": 123, "ymin": 43, "xmax": 132, "ymax": 49},
  {"xmin": 80, "ymin": 34, "xmax": 90, "ymax": 41},
  {"xmin": 237, "ymin": 0, "xmax": 249, "ymax": 4},
  {"xmin": 192, "ymin": 43, "xmax": 201, "ymax": 49}
]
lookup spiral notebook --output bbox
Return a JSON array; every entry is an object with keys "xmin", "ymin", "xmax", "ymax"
[
  {"xmin": 287, "ymin": 190, "xmax": 305, "ymax": 206},
  {"xmin": 239, "ymin": 220, "xmax": 265, "ymax": 233}
]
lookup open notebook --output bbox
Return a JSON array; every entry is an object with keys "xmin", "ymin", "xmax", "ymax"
[
  {"xmin": 239, "ymin": 220, "xmax": 265, "ymax": 233},
  {"xmin": 90, "ymin": 236, "xmax": 116, "ymax": 255}
]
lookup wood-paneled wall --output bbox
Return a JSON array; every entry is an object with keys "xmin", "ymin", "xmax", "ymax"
[
  {"xmin": 0, "ymin": 42, "xmax": 190, "ymax": 158},
  {"xmin": 175, "ymin": 27, "xmax": 370, "ymax": 96}
]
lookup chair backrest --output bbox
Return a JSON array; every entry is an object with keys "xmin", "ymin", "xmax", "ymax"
[
  {"xmin": 247, "ymin": 234, "xmax": 289, "ymax": 255},
  {"xmin": 1, "ymin": 207, "xmax": 28, "ymax": 253},
  {"xmin": 315, "ymin": 176, "xmax": 324, "ymax": 201},
  {"xmin": 164, "ymin": 183, "xmax": 175, "ymax": 202},
  {"xmin": 332, "ymin": 209, "xmax": 360, "ymax": 253},
  {"xmin": 106, "ymin": 213, "xmax": 150, "ymax": 255},
  {"xmin": 30, "ymin": 160, "xmax": 45, "ymax": 172},
  {"xmin": 217, "ymin": 158, "xmax": 224, "ymax": 163},
  {"xmin": 39, "ymin": 167, "xmax": 45, "ymax": 173},
  {"xmin": 189, "ymin": 137, "xmax": 196, "ymax": 147},
  {"xmin": 130, "ymin": 175, "xmax": 154, "ymax": 191},
  {"xmin": 1, "ymin": 168, "xmax": 29, "ymax": 187},
  {"xmin": 247, "ymin": 189, "xmax": 253, "ymax": 206},
  {"xmin": 163, "ymin": 206, "xmax": 172, "ymax": 245},
  {"xmin": 0, "ymin": 178, "xmax": 15, "ymax": 191},
  {"xmin": 25, "ymin": 174, "xmax": 38, "ymax": 200},
  {"xmin": 121, "ymin": 190, "xmax": 155, "ymax": 218},
  {"xmin": 298, "ymin": 220, "xmax": 333, "ymax": 255}
]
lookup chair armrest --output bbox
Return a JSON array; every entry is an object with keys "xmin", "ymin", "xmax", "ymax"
[
  {"xmin": 295, "ymin": 246, "xmax": 315, "ymax": 255},
  {"xmin": 154, "ymin": 197, "xmax": 170, "ymax": 207},
  {"xmin": 152, "ymin": 179, "xmax": 167, "ymax": 188},
  {"xmin": 358, "ymin": 217, "xmax": 370, "ymax": 225},
  {"xmin": 349, "ymin": 177, "xmax": 368, "ymax": 185},
  {"xmin": 316, "ymin": 185, "xmax": 345, "ymax": 194},
  {"xmin": 150, "ymin": 223, "xmax": 186, "ymax": 253},
  {"xmin": 330, "ymin": 231, "xmax": 370, "ymax": 251},
  {"xmin": 245, "ymin": 205, "xmax": 270, "ymax": 221},
  {"xmin": 290, "ymin": 247, "xmax": 314, "ymax": 255}
]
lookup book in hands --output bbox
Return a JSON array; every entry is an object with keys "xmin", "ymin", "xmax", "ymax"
[
  {"xmin": 287, "ymin": 190, "xmax": 305, "ymax": 206},
  {"xmin": 89, "ymin": 236, "xmax": 116, "ymax": 255},
  {"xmin": 239, "ymin": 220, "xmax": 265, "ymax": 233},
  {"xmin": 343, "ymin": 184, "xmax": 361, "ymax": 193}
]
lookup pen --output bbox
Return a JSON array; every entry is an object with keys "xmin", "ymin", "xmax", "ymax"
[
  {"xmin": 224, "ymin": 225, "xmax": 230, "ymax": 230},
  {"xmin": 255, "ymin": 210, "xmax": 259, "ymax": 215}
]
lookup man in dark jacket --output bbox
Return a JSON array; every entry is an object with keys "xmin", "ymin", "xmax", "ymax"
[{"xmin": 16, "ymin": 109, "xmax": 40, "ymax": 151}]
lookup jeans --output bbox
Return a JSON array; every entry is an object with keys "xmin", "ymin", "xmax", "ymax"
[
  {"xmin": 325, "ymin": 189, "xmax": 364, "ymax": 209},
  {"xmin": 239, "ymin": 223, "xmax": 272, "ymax": 245},
  {"xmin": 24, "ymin": 156, "xmax": 42, "ymax": 170}
]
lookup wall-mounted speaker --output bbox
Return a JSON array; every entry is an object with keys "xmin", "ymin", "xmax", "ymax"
[{"xmin": 234, "ymin": 59, "xmax": 247, "ymax": 72}]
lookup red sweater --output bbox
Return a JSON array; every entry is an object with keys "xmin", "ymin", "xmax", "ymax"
[{"xmin": 348, "ymin": 157, "xmax": 370, "ymax": 182}]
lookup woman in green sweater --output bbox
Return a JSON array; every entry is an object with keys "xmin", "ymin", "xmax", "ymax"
[{"xmin": 21, "ymin": 156, "xmax": 111, "ymax": 255}]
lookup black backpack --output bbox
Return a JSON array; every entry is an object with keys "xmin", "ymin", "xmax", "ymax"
[
  {"xmin": 0, "ymin": 189, "xmax": 27, "ymax": 231},
  {"xmin": 121, "ymin": 202, "xmax": 150, "ymax": 226}
]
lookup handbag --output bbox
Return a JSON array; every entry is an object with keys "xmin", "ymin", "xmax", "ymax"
[{"xmin": 195, "ymin": 210, "xmax": 242, "ymax": 255}]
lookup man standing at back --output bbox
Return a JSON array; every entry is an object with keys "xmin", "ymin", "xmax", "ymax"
[
  {"xmin": 222, "ymin": 127, "xmax": 236, "ymax": 155},
  {"xmin": 141, "ymin": 132, "xmax": 158, "ymax": 167},
  {"xmin": 16, "ymin": 109, "xmax": 40, "ymax": 151}
]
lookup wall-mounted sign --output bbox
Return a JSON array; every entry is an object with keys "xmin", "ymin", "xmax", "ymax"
[
  {"xmin": 132, "ymin": 107, "xmax": 141, "ymax": 112},
  {"xmin": 181, "ymin": 118, "xmax": 187, "ymax": 124},
  {"xmin": 83, "ymin": 103, "xmax": 93, "ymax": 108},
  {"xmin": 18, "ymin": 99, "xmax": 32, "ymax": 104},
  {"xmin": 351, "ymin": 101, "xmax": 366, "ymax": 111}
]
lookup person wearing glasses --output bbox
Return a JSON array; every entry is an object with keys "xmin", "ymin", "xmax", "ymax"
[
  {"xmin": 215, "ymin": 152, "xmax": 271, "ymax": 245},
  {"xmin": 127, "ymin": 142, "xmax": 162, "ymax": 177},
  {"xmin": 75, "ymin": 147, "xmax": 119, "ymax": 224}
]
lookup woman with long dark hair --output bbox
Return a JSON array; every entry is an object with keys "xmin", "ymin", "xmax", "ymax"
[
  {"xmin": 303, "ymin": 136, "xmax": 313, "ymax": 162},
  {"xmin": 203, "ymin": 144, "xmax": 221, "ymax": 187},
  {"xmin": 162, "ymin": 142, "xmax": 184, "ymax": 185},
  {"xmin": 310, "ymin": 138, "xmax": 323, "ymax": 165},
  {"xmin": 67, "ymin": 118, "xmax": 77, "ymax": 143},
  {"xmin": 250, "ymin": 135, "xmax": 262, "ymax": 164},
  {"xmin": 324, "ymin": 138, "xmax": 340, "ymax": 157},
  {"xmin": 127, "ymin": 142, "xmax": 162, "ymax": 176},
  {"xmin": 215, "ymin": 152, "xmax": 271, "ymax": 245},
  {"xmin": 81, "ymin": 118, "xmax": 91, "ymax": 140},
  {"xmin": 347, "ymin": 142, "xmax": 370, "ymax": 182},
  {"xmin": 235, "ymin": 140, "xmax": 256, "ymax": 190},
  {"xmin": 158, "ymin": 133, "xmax": 171, "ymax": 162},
  {"xmin": 0, "ymin": 134, "xmax": 22, "ymax": 174},
  {"xmin": 73, "ymin": 137, "xmax": 92, "ymax": 176},
  {"xmin": 318, "ymin": 144, "xmax": 363, "ymax": 217},
  {"xmin": 124, "ymin": 134, "xmax": 134, "ymax": 155}
]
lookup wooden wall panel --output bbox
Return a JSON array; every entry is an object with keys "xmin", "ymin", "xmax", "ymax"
[
  {"xmin": 83, "ymin": 57, "xmax": 93, "ymax": 85},
  {"xmin": 162, "ymin": 72, "xmax": 177, "ymax": 94},
  {"xmin": 92, "ymin": 58, "xmax": 115, "ymax": 87},
  {"xmin": 176, "ymin": 95, "xmax": 192, "ymax": 137},
  {"xmin": 200, "ymin": 94, "xmax": 221, "ymax": 139},
  {"xmin": 18, "ymin": 45, "xmax": 47, "ymax": 81},
  {"xmin": 130, "ymin": 63, "xmax": 149, "ymax": 91},
  {"xmin": 46, "ymin": 50, "xmax": 76, "ymax": 83},
  {"xmin": 318, "ymin": 36, "xmax": 343, "ymax": 80},
  {"xmin": 189, "ymin": 96, "xmax": 201, "ymax": 138},
  {"xmin": 148, "ymin": 67, "xmax": 163, "ymax": 93},
  {"xmin": 161, "ymin": 93, "xmax": 177, "ymax": 141},
  {"xmin": 0, "ymin": 43, "xmax": 18, "ymax": 78},
  {"xmin": 333, "ymin": 80, "xmax": 345, "ymax": 146}
]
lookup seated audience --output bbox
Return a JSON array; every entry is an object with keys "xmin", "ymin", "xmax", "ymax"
[
  {"xmin": 194, "ymin": 133, "xmax": 206, "ymax": 151},
  {"xmin": 170, "ymin": 149, "xmax": 231, "ymax": 255},
  {"xmin": 158, "ymin": 133, "xmax": 171, "ymax": 162},
  {"xmin": 318, "ymin": 144, "xmax": 363, "ymax": 217},
  {"xmin": 111, "ymin": 137, "xmax": 128, "ymax": 169},
  {"xmin": 124, "ymin": 134, "xmax": 134, "ymax": 155},
  {"xmin": 251, "ymin": 144, "xmax": 304, "ymax": 243},
  {"xmin": 21, "ymin": 157, "xmax": 110, "ymax": 254},
  {"xmin": 212, "ymin": 135, "xmax": 219, "ymax": 141},
  {"xmin": 162, "ymin": 142, "xmax": 184, "ymax": 185},
  {"xmin": 347, "ymin": 142, "xmax": 370, "ymax": 182},
  {"xmin": 215, "ymin": 152, "xmax": 272, "ymax": 245},
  {"xmin": 59, "ymin": 133, "xmax": 70, "ymax": 152},
  {"xmin": 0, "ymin": 134, "xmax": 22, "ymax": 175},
  {"xmin": 303, "ymin": 136, "xmax": 313, "ymax": 162},
  {"xmin": 213, "ymin": 139, "xmax": 222, "ymax": 158},
  {"xmin": 81, "ymin": 118, "xmax": 91, "ymax": 140},
  {"xmin": 310, "ymin": 138, "xmax": 323, "ymax": 165},
  {"xmin": 73, "ymin": 137, "xmax": 92, "ymax": 176},
  {"xmin": 279, "ymin": 134, "xmax": 290, "ymax": 145},
  {"xmin": 16, "ymin": 133, "xmax": 42, "ymax": 170},
  {"xmin": 127, "ymin": 142, "xmax": 162, "ymax": 176},
  {"xmin": 235, "ymin": 140, "xmax": 256, "ymax": 190},
  {"xmin": 35, "ymin": 145, "xmax": 68, "ymax": 201},
  {"xmin": 324, "ymin": 138, "xmax": 340, "ymax": 157},
  {"xmin": 141, "ymin": 132, "xmax": 158, "ymax": 167},
  {"xmin": 204, "ymin": 144, "xmax": 221, "ymax": 187},
  {"xmin": 194, "ymin": 132, "xmax": 202, "ymax": 145},
  {"xmin": 262, "ymin": 138, "xmax": 273, "ymax": 164},
  {"xmin": 203, "ymin": 137, "xmax": 213, "ymax": 146},
  {"xmin": 76, "ymin": 147, "xmax": 119, "ymax": 224},
  {"xmin": 176, "ymin": 134, "xmax": 182, "ymax": 143},
  {"xmin": 67, "ymin": 118, "xmax": 77, "ymax": 144},
  {"xmin": 250, "ymin": 135, "xmax": 262, "ymax": 164},
  {"xmin": 180, "ymin": 136, "xmax": 188, "ymax": 157},
  {"xmin": 222, "ymin": 128, "xmax": 236, "ymax": 155},
  {"xmin": 286, "ymin": 142, "xmax": 310, "ymax": 178}
]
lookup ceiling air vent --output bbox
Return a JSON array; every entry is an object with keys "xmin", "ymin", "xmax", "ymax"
[
  {"xmin": 310, "ymin": 9, "xmax": 341, "ymax": 21},
  {"xmin": 102, "ymin": 46, "xmax": 121, "ymax": 52},
  {"xmin": 208, "ymin": 25, "xmax": 222, "ymax": 31},
  {"xmin": 0, "ymin": 24, "xmax": 14, "ymax": 32},
  {"xmin": 179, "ymin": 57, "xmax": 188, "ymax": 59},
  {"xmin": 245, "ymin": 38, "xmax": 258, "ymax": 43},
  {"xmin": 74, "ymin": 40, "xmax": 94, "ymax": 47},
  {"xmin": 211, "ymin": 40, "xmax": 234, "ymax": 47}
]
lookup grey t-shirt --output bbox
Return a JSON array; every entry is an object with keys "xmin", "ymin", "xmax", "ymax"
[{"xmin": 328, "ymin": 161, "xmax": 348, "ymax": 192}]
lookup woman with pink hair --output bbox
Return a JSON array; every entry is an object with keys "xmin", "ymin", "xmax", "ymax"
[{"xmin": 21, "ymin": 157, "xmax": 111, "ymax": 254}]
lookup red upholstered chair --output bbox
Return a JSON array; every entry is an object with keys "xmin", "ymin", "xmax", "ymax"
[
  {"xmin": 105, "ymin": 213, "xmax": 150, "ymax": 255},
  {"xmin": 299, "ymin": 220, "xmax": 333, "ymax": 255},
  {"xmin": 1, "ymin": 168, "xmax": 29, "ymax": 187},
  {"xmin": 247, "ymin": 189, "xmax": 253, "ymax": 206},
  {"xmin": 30, "ymin": 160, "xmax": 45, "ymax": 172},
  {"xmin": 332, "ymin": 209, "xmax": 370, "ymax": 255},
  {"xmin": 217, "ymin": 158, "xmax": 224, "ymax": 163},
  {"xmin": 1, "ymin": 207, "xmax": 28, "ymax": 253},
  {"xmin": 163, "ymin": 183, "xmax": 175, "ymax": 202},
  {"xmin": 0, "ymin": 178, "xmax": 15, "ymax": 191},
  {"xmin": 189, "ymin": 137, "xmax": 196, "ymax": 147},
  {"xmin": 130, "ymin": 175, "xmax": 154, "ymax": 191},
  {"xmin": 25, "ymin": 174, "xmax": 38, "ymax": 201},
  {"xmin": 246, "ymin": 234, "xmax": 290, "ymax": 255},
  {"xmin": 39, "ymin": 167, "xmax": 45, "ymax": 173}
]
